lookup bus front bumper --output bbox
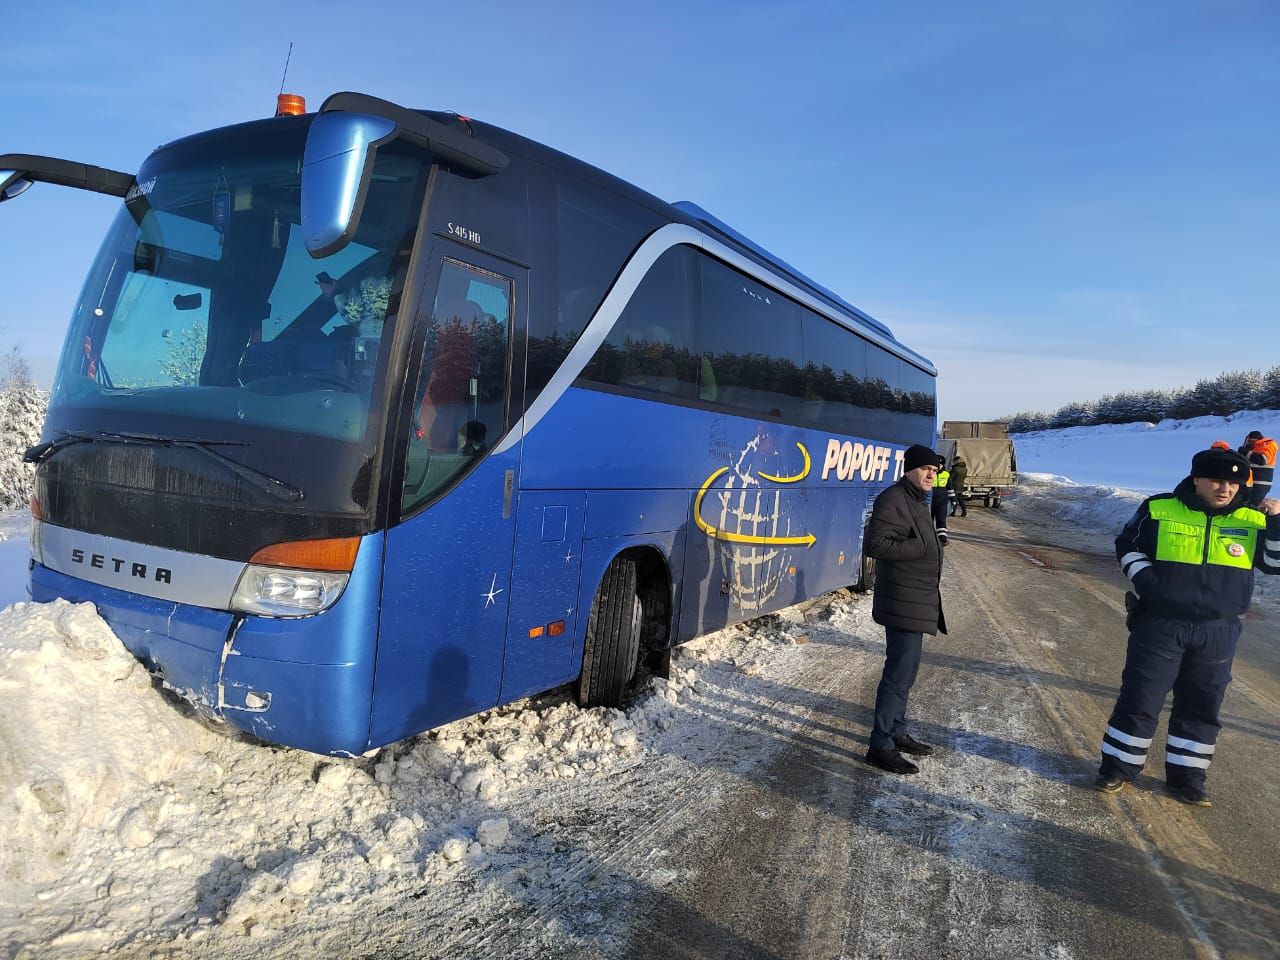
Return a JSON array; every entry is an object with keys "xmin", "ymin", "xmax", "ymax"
[{"xmin": 29, "ymin": 562, "xmax": 378, "ymax": 756}]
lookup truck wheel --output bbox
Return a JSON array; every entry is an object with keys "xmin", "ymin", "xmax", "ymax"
[
  {"xmin": 576, "ymin": 556, "xmax": 642, "ymax": 707},
  {"xmin": 983, "ymin": 495, "xmax": 991, "ymax": 508},
  {"xmin": 992, "ymin": 496, "xmax": 1001, "ymax": 509},
  {"xmin": 853, "ymin": 553, "xmax": 876, "ymax": 594}
]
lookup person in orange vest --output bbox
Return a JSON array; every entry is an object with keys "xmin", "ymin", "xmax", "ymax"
[{"xmin": 1238, "ymin": 431, "xmax": 1276, "ymax": 506}]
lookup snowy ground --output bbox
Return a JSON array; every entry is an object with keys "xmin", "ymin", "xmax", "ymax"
[{"xmin": 3, "ymin": 410, "xmax": 1277, "ymax": 956}]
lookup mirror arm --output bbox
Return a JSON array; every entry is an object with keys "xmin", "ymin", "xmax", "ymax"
[
  {"xmin": 318, "ymin": 92, "xmax": 508, "ymax": 177},
  {"xmin": 0, "ymin": 154, "xmax": 133, "ymax": 198}
]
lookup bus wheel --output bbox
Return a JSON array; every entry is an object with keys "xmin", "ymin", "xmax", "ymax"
[
  {"xmin": 577, "ymin": 556, "xmax": 642, "ymax": 708},
  {"xmin": 853, "ymin": 553, "xmax": 876, "ymax": 594}
]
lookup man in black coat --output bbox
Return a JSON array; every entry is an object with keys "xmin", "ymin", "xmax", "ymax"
[{"xmin": 864, "ymin": 443, "xmax": 948, "ymax": 774}]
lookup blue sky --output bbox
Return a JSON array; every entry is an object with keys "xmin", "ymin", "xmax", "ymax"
[{"xmin": 2, "ymin": 0, "xmax": 1277, "ymax": 420}]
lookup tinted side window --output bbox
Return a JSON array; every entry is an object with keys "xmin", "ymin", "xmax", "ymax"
[
  {"xmin": 801, "ymin": 312, "xmax": 868, "ymax": 433},
  {"xmin": 581, "ymin": 246, "xmax": 698, "ymax": 399},
  {"xmin": 698, "ymin": 255, "xmax": 803, "ymax": 418},
  {"xmin": 402, "ymin": 259, "xmax": 512, "ymax": 515},
  {"xmin": 526, "ymin": 176, "xmax": 664, "ymax": 397},
  {"xmin": 901, "ymin": 362, "xmax": 937, "ymax": 419},
  {"xmin": 865, "ymin": 346, "xmax": 900, "ymax": 412}
]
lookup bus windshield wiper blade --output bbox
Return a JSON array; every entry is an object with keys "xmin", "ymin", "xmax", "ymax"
[
  {"xmin": 23, "ymin": 430, "xmax": 99, "ymax": 463},
  {"xmin": 25, "ymin": 429, "xmax": 304, "ymax": 502},
  {"xmin": 168, "ymin": 439, "xmax": 304, "ymax": 502}
]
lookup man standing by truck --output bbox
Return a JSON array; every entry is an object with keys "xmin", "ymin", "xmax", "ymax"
[{"xmin": 949, "ymin": 455, "xmax": 969, "ymax": 517}]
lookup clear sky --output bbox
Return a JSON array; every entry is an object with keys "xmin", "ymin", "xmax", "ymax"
[{"xmin": 2, "ymin": 0, "xmax": 1277, "ymax": 420}]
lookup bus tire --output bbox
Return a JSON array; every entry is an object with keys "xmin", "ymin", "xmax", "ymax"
[
  {"xmin": 576, "ymin": 556, "xmax": 642, "ymax": 708},
  {"xmin": 853, "ymin": 553, "xmax": 876, "ymax": 594}
]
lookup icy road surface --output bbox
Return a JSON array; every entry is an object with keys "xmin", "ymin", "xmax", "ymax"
[{"xmin": 2, "ymin": 490, "xmax": 1278, "ymax": 959}]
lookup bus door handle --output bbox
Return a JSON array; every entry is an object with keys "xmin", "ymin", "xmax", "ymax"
[{"xmin": 503, "ymin": 469, "xmax": 515, "ymax": 519}]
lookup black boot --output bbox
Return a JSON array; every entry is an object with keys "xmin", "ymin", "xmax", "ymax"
[
  {"xmin": 893, "ymin": 733, "xmax": 934, "ymax": 756},
  {"xmin": 1094, "ymin": 772, "xmax": 1125, "ymax": 794},
  {"xmin": 866, "ymin": 748, "xmax": 919, "ymax": 775},
  {"xmin": 1167, "ymin": 781, "xmax": 1211, "ymax": 807}
]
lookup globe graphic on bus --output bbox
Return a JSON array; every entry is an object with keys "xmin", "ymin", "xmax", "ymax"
[{"xmin": 701, "ymin": 432, "xmax": 811, "ymax": 614}]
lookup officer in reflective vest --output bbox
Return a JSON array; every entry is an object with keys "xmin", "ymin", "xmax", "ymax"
[
  {"xmin": 932, "ymin": 467, "xmax": 951, "ymax": 543},
  {"xmin": 1098, "ymin": 447, "xmax": 1280, "ymax": 805}
]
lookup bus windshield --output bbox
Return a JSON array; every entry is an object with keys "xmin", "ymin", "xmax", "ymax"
[{"xmin": 47, "ymin": 118, "xmax": 427, "ymax": 446}]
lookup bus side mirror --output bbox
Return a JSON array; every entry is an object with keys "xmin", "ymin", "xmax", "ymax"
[
  {"xmin": 300, "ymin": 112, "xmax": 397, "ymax": 259},
  {"xmin": 0, "ymin": 171, "xmax": 35, "ymax": 202}
]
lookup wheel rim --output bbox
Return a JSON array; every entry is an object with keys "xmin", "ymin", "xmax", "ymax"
[{"xmin": 631, "ymin": 595, "xmax": 643, "ymax": 644}]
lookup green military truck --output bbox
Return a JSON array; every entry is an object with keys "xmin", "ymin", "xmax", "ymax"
[{"xmin": 939, "ymin": 421, "xmax": 1018, "ymax": 509}]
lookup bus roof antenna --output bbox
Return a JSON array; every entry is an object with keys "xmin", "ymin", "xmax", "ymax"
[{"xmin": 278, "ymin": 42, "xmax": 294, "ymax": 96}]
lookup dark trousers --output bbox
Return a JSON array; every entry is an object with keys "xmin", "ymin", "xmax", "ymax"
[
  {"xmin": 931, "ymin": 489, "xmax": 950, "ymax": 530},
  {"xmin": 1099, "ymin": 616, "xmax": 1239, "ymax": 786},
  {"xmin": 870, "ymin": 627, "xmax": 924, "ymax": 751},
  {"xmin": 950, "ymin": 485, "xmax": 967, "ymax": 515}
]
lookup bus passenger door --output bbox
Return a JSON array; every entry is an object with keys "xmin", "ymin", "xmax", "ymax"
[
  {"xmin": 500, "ymin": 492, "xmax": 587, "ymax": 702},
  {"xmin": 371, "ymin": 245, "xmax": 525, "ymax": 745}
]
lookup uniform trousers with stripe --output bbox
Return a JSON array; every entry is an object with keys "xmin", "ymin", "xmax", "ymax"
[
  {"xmin": 931, "ymin": 489, "xmax": 950, "ymax": 532},
  {"xmin": 1099, "ymin": 615, "xmax": 1240, "ymax": 786}
]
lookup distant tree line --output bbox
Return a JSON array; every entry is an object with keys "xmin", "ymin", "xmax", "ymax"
[{"xmin": 1004, "ymin": 366, "xmax": 1280, "ymax": 434}]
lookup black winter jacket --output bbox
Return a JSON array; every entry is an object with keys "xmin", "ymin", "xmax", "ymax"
[
  {"xmin": 865, "ymin": 477, "xmax": 947, "ymax": 635},
  {"xmin": 1116, "ymin": 477, "xmax": 1280, "ymax": 621}
]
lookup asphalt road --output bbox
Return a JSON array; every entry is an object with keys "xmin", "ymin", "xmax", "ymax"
[{"xmin": 620, "ymin": 507, "xmax": 1280, "ymax": 960}]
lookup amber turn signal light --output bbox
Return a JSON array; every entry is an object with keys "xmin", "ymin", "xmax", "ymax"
[{"xmin": 250, "ymin": 537, "xmax": 360, "ymax": 572}]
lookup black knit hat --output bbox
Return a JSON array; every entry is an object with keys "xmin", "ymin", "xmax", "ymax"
[
  {"xmin": 1190, "ymin": 448, "xmax": 1250, "ymax": 482},
  {"xmin": 904, "ymin": 444, "xmax": 942, "ymax": 473}
]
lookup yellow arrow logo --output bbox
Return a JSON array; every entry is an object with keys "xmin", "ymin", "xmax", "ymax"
[
  {"xmin": 695, "ymin": 465, "xmax": 817, "ymax": 548},
  {"xmin": 758, "ymin": 442, "xmax": 811, "ymax": 484}
]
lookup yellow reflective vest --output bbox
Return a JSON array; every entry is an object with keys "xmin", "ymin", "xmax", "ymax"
[
  {"xmin": 1117, "ymin": 488, "xmax": 1273, "ymax": 620},
  {"xmin": 1149, "ymin": 498, "xmax": 1264, "ymax": 570},
  {"xmin": 935, "ymin": 470, "xmax": 950, "ymax": 489}
]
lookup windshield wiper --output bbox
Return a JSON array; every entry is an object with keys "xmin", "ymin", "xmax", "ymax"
[
  {"xmin": 24, "ymin": 430, "xmax": 304, "ymax": 502},
  {"xmin": 24, "ymin": 430, "xmax": 98, "ymax": 463}
]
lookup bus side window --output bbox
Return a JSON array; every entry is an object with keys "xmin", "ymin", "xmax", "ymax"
[
  {"xmin": 581, "ymin": 246, "xmax": 697, "ymax": 399},
  {"xmin": 697, "ymin": 253, "xmax": 803, "ymax": 419},
  {"xmin": 403, "ymin": 258, "xmax": 512, "ymax": 514}
]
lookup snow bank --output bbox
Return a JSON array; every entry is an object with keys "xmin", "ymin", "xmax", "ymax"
[
  {"xmin": 0, "ymin": 590, "xmax": 825, "ymax": 953},
  {"xmin": 0, "ymin": 600, "xmax": 230, "ymax": 888},
  {"xmin": 1013, "ymin": 409, "xmax": 1280, "ymax": 492},
  {"xmin": 1005, "ymin": 473, "xmax": 1145, "ymax": 536}
]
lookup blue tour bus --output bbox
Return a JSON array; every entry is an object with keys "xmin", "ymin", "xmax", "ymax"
[{"xmin": 2, "ymin": 92, "xmax": 936, "ymax": 756}]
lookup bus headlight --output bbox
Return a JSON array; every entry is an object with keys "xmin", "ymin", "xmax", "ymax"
[{"xmin": 231, "ymin": 565, "xmax": 350, "ymax": 617}]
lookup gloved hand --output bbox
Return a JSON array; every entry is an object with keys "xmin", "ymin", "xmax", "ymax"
[{"xmin": 1124, "ymin": 591, "xmax": 1143, "ymax": 631}]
